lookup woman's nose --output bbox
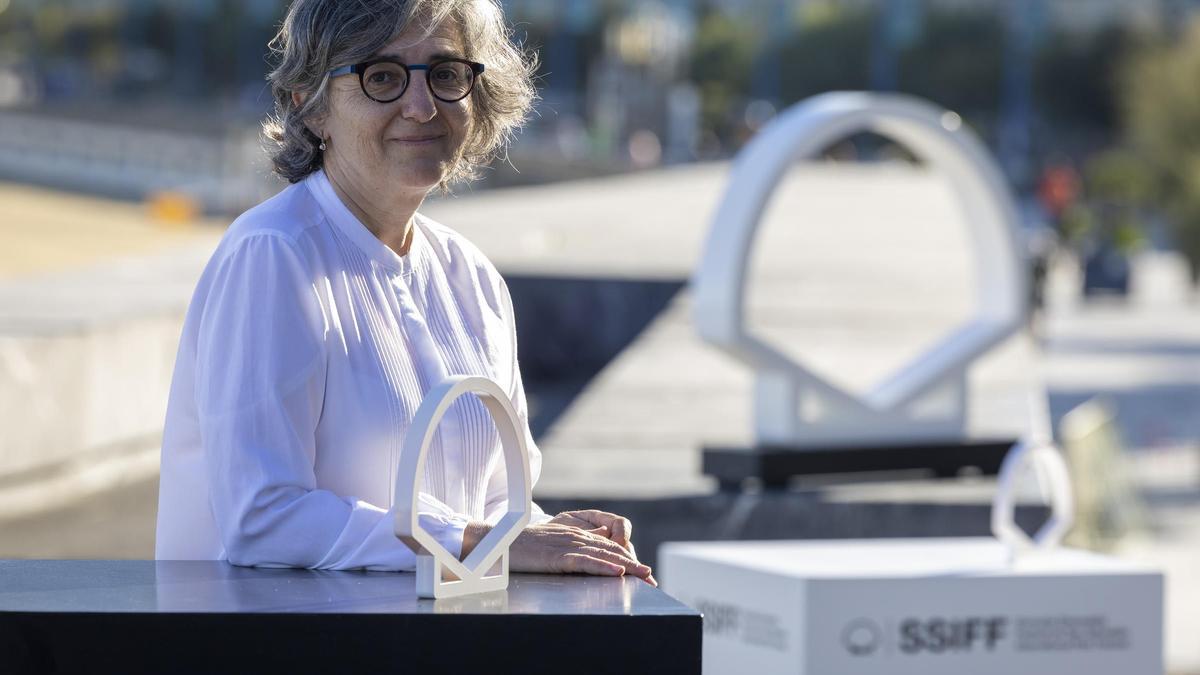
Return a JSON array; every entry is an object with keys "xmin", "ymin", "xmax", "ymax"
[{"xmin": 399, "ymin": 74, "xmax": 438, "ymax": 122}]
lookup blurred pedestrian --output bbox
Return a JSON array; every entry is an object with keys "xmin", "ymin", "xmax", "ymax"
[
  {"xmin": 1037, "ymin": 158, "xmax": 1080, "ymax": 238},
  {"xmin": 1028, "ymin": 159, "xmax": 1080, "ymax": 313}
]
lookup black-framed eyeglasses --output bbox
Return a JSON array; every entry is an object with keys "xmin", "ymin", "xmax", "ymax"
[{"xmin": 327, "ymin": 58, "xmax": 485, "ymax": 104}]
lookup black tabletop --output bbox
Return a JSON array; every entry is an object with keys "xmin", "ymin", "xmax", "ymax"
[
  {"xmin": 0, "ymin": 559, "xmax": 693, "ymax": 615},
  {"xmin": 0, "ymin": 560, "xmax": 702, "ymax": 675}
]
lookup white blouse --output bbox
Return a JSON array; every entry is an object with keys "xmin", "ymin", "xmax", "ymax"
[{"xmin": 155, "ymin": 169, "xmax": 552, "ymax": 570}]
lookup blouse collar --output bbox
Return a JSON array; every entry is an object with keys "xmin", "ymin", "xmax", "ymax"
[{"xmin": 305, "ymin": 168, "xmax": 422, "ymax": 276}]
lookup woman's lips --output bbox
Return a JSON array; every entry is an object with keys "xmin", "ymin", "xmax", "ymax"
[{"xmin": 392, "ymin": 135, "xmax": 444, "ymax": 144}]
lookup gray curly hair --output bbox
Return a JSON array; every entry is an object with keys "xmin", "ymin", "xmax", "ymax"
[{"xmin": 262, "ymin": 0, "xmax": 538, "ymax": 191}]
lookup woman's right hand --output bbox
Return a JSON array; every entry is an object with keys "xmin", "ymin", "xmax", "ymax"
[{"xmin": 507, "ymin": 523, "xmax": 656, "ymax": 585}]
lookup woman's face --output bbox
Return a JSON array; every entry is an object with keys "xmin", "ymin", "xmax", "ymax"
[{"xmin": 320, "ymin": 20, "xmax": 472, "ymax": 196}]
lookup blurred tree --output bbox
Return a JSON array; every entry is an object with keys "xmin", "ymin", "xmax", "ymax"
[
  {"xmin": 1033, "ymin": 24, "xmax": 1133, "ymax": 137},
  {"xmin": 1080, "ymin": 148, "xmax": 1154, "ymax": 253},
  {"xmin": 775, "ymin": 6, "xmax": 872, "ymax": 106},
  {"xmin": 1122, "ymin": 19, "xmax": 1200, "ymax": 281},
  {"xmin": 511, "ymin": 0, "xmax": 616, "ymax": 101},
  {"xmin": 774, "ymin": 7, "xmax": 1006, "ymax": 142},
  {"xmin": 687, "ymin": 4, "xmax": 1147, "ymax": 171},
  {"xmin": 1086, "ymin": 148, "xmax": 1155, "ymax": 209},
  {"xmin": 687, "ymin": 6, "xmax": 755, "ymax": 150},
  {"xmin": 897, "ymin": 8, "xmax": 1004, "ymax": 123}
]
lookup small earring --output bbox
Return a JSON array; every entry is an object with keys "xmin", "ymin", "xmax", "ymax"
[{"xmin": 319, "ymin": 139, "xmax": 327, "ymax": 151}]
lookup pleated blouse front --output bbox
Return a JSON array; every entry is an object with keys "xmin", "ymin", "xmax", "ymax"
[{"xmin": 155, "ymin": 169, "xmax": 550, "ymax": 570}]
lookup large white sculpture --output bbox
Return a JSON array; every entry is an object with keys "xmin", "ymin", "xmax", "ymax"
[
  {"xmin": 692, "ymin": 92, "xmax": 1028, "ymax": 446},
  {"xmin": 394, "ymin": 376, "xmax": 532, "ymax": 599}
]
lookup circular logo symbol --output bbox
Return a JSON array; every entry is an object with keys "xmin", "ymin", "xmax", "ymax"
[{"xmin": 841, "ymin": 618, "xmax": 883, "ymax": 656}]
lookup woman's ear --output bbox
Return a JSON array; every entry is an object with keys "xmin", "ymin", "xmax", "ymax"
[{"xmin": 292, "ymin": 91, "xmax": 325, "ymax": 142}]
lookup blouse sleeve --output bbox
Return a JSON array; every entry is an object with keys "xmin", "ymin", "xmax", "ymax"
[
  {"xmin": 482, "ymin": 276, "xmax": 555, "ymax": 527},
  {"xmin": 194, "ymin": 232, "xmax": 469, "ymax": 571}
]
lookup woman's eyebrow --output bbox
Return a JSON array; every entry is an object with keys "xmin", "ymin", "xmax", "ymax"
[{"xmin": 373, "ymin": 50, "xmax": 464, "ymax": 62}]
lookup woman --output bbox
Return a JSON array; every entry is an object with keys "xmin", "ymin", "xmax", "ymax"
[{"xmin": 155, "ymin": 0, "xmax": 654, "ymax": 586}]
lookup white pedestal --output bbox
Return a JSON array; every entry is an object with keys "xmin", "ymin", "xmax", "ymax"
[{"xmin": 660, "ymin": 538, "xmax": 1163, "ymax": 675}]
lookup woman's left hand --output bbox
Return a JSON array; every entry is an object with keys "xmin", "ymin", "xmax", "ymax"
[{"xmin": 548, "ymin": 510, "xmax": 636, "ymax": 557}]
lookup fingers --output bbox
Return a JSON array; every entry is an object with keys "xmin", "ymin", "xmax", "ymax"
[
  {"xmin": 555, "ymin": 514, "xmax": 602, "ymax": 531},
  {"xmin": 611, "ymin": 516, "xmax": 632, "ymax": 550},
  {"xmin": 576, "ymin": 545, "xmax": 652, "ymax": 580},
  {"xmin": 560, "ymin": 552, "xmax": 625, "ymax": 577},
  {"xmin": 555, "ymin": 527, "xmax": 651, "ymax": 578},
  {"xmin": 553, "ymin": 517, "xmax": 611, "ymax": 539},
  {"xmin": 512, "ymin": 522, "xmax": 655, "ymax": 582},
  {"xmin": 569, "ymin": 529, "xmax": 651, "ymax": 578},
  {"xmin": 562, "ymin": 510, "xmax": 634, "ymax": 552}
]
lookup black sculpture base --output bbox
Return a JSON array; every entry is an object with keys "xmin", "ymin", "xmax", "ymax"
[
  {"xmin": 0, "ymin": 560, "xmax": 700, "ymax": 675},
  {"xmin": 703, "ymin": 439, "xmax": 1017, "ymax": 490}
]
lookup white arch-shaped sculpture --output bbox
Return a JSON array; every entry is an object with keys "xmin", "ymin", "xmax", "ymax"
[
  {"xmin": 991, "ymin": 438, "xmax": 1074, "ymax": 557},
  {"xmin": 992, "ymin": 392, "xmax": 1074, "ymax": 558},
  {"xmin": 693, "ymin": 92, "xmax": 1028, "ymax": 446},
  {"xmin": 394, "ymin": 376, "xmax": 531, "ymax": 599}
]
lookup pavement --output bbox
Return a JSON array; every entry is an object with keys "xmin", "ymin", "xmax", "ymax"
[{"xmin": 0, "ymin": 180, "xmax": 224, "ymax": 282}]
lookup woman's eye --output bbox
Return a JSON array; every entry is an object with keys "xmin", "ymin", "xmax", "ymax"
[{"xmin": 368, "ymin": 72, "xmax": 392, "ymax": 84}]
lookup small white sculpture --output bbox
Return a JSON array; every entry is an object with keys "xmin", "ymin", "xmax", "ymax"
[
  {"xmin": 991, "ymin": 392, "xmax": 1074, "ymax": 560},
  {"xmin": 692, "ymin": 92, "xmax": 1028, "ymax": 447},
  {"xmin": 394, "ymin": 376, "xmax": 532, "ymax": 599}
]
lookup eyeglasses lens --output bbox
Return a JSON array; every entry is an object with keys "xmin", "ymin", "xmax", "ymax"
[
  {"xmin": 429, "ymin": 62, "xmax": 474, "ymax": 100},
  {"xmin": 362, "ymin": 62, "xmax": 408, "ymax": 101}
]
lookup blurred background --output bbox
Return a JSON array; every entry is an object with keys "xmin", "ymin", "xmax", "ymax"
[
  {"xmin": 4, "ymin": 0, "xmax": 1200, "ymax": 251},
  {"xmin": 2, "ymin": 0, "xmax": 1200, "ymax": 672}
]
